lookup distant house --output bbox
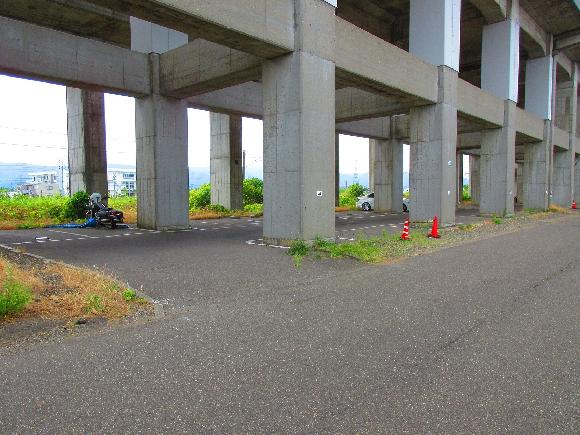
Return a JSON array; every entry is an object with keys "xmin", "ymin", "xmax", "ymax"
[
  {"xmin": 108, "ymin": 169, "xmax": 136, "ymax": 196},
  {"xmin": 17, "ymin": 172, "xmax": 62, "ymax": 197}
]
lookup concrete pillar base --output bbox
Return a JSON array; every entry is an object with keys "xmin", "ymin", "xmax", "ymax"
[
  {"xmin": 136, "ymin": 55, "xmax": 189, "ymax": 231},
  {"xmin": 262, "ymin": 50, "xmax": 336, "ymax": 241},
  {"xmin": 469, "ymin": 155, "xmax": 480, "ymax": 205},
  {"xmin": 523, "ymin": 122, "xmax": 550, "ymax": 210},
  {"xmin": 480, "ymin": 101, "xmax": 516, "ymax": 216},
  {"xmin": 66, "ymin": 88, "xmax": 108, "ymax": 196},
  {"xmin": 210, "ymin": 113, "xmax": 243, "ymax": 210},
  {"xmin": 410, "ymin": 66, "xmax": 457, "ymax": 225},
  {"xmin": 371, "ymin": 123, "xmax": 404, "ymax": 212}
]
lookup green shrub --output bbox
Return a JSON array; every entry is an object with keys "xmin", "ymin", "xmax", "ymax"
[
  {"xmin": 122, "ymin": 289, "xmax": 137, "ymax": 302},
  {"xmin": 205, "ymin": 204, "xmax": 229, "ymax": 213},
  {"xmin": 189, "ymin": 184, "xmax": 211, "ymax": 210},
  {"xmin": 243, "ymin": 203, "xmax": 263, "ymax": 213},
  {"xmin": 0, "ymin": 275, "xmax": 32, "ymax": 316},
  {"xmin": 339, "ymin": 183, "xmax": 365, "ymax": 208},
  {"xmin": 243, "ymin": 178, "xmax": 263, "ymax": 205},
  {"xmin": 63, "ymin": 191, "xmax": 90, "ymax": 220},
  {"xmin": 462, "ymin": 185, "xmax": 471, "ymax": 201}
]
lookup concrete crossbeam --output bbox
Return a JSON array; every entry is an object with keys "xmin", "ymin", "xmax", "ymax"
[
  {"xmin": 555, "ymin": 32, "xmax": 580, "ymax": 51},
  {"xmin": 189, "ymin": 82, "xmax": 263, "ymax": 119},
  {"xmin": 480, "ymin": 101, "xmax": 517, "ymax": 216},
  {"xmin": 470, "ymin": 0, "xmax": 507, "ymax": 23},
  {"xmin": 81, "ymin": 0, "xmax": 295, "ymax": 58},
  {"xmin": 66, "ymin": 88, "xmax": 108, "ymax": 196},
  {"xmin": 210, "ymin": 113, "xmax": 243, "ymax": 210},
  {"xmin": 335, "ymin": 17, "xmax": 438, "ymax": 105},
  {"xmin": 0, "ymin": 16, "xmax": 150, "ymax": 97},
  {"xmin": 160, "ymin": 39, "xmax": 262, "ymax": 98},
  {"xmin": 457, "ymin": 80, "xmax": 505, "ymax": 127},
  {"xmin": 136, "ymin": 54, "xmax": 189, "ymax": 230},
  {"xmin": 516, "ymin": 108, "xmax": 545, "ymax": 142}
]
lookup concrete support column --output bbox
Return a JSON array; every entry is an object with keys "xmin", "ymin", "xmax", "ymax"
[
  {"xmin": 469, "ymin": 155, "xmax": 480, "ymax": 205},
  {"xmin": 481, "ymin": 17, "xmax": 520, "ymax": 103},
  {"xmin": 552, "ymin": 72, "xmax": 578, "ymax": 207},
  {"xmin": 409, "ymin": 67, "xmax": 458, "ymax": 225},
  {"xmin": 371, "ymin": 125, "xmax": 403, "ymax": 212},
  {"xmin": 335, "ymin": 133, "xmax": 340, "ymax": 206},
  {"xmin": 210, "ymin": 113, "xmax": 243, "ymax": 210},
  {"xmin": 66, "ymin": 88, "xmax": 108, "ymax": 196},
  {"xmin": 523, "ymin": 121, "xmax": 551, "ymax": 210},
  {"xmin": 525, "ymin": 56, "xmax": 554, "ymax": 120},
  {"xmin": 480, "ymin": 101, "xmax": 517, "ymax": 216},
  {"xmin": 131, "ymin": 17, "xmax": 189, "ymax": 230},
  {"xmin": 136, "ymin": 54, "xmax": 189, "ymax": 230},
  {"xmin": 456, "ymin": 152, "xmax": 463, "ymax": 203},
  {"xmin": 410, "ymin": 0, "xmax": 461, "ymax": 71},
  {"xmin": 368, "ymin": 140, "xmax": 375, "ymax": 192},
  {"xmin": 262, "ymin": 0, "xmax": 336, "ymax": 241},
  {"xmin": 515, "ymin": 163, "xmax": 523, "ymax": 205}
]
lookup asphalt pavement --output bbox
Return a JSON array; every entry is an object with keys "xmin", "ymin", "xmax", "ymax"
[{"xmin": 0, "ymin": 211, "xmax": 578, "ymax": 433}]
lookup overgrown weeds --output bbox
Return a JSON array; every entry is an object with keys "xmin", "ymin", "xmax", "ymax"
[{"xmin": 0, "ymin": 255, "xmax": 149, "ymax": 322}]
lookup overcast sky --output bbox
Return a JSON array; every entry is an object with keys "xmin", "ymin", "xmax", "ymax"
[{"xmin": 0, "ymin": 74, "xmax": 434, "ymax": 177}]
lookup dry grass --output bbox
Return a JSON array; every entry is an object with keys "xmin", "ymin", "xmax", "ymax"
[
  {"xmin": 548, "ymin": 204, "xmax": 572, "ymax": 214},
  {"xmin": 335, "ymin": 206, "xmax": 354, "ymax": 212},
  {"xmin": 0, "ymin": 255, "xmax": 148, "ymax": 323}
]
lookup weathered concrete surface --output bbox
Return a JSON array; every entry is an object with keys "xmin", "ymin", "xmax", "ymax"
[
  {"xmin": 82, "ymin": 0, "xmax": 295, "ymax": 58},
  {"xmin": 409, "ymin": 0, "xmax": 461, "ymax": 72},
  {"xmin": 457, "ymin": 152, "xmax": 464, "ymax": 204},
  {"xmin": 189, "ymin": 82, "xmax": 263, "ymax": 119},
  {"xmin": 516, "ymin": 108, "xmax": 545, "ymax": 143},
  {"xmin": 335, "ymin": 16, "xmax": 438, "ymax": 104},
  {"xmin": 409, "ymin": 67, "xmax": 457, "ymax": 225},
  {"xmin": 457, "ymin": 80, "xmax": 505, "ymax": 128},
  {"xmin": 470, "ymin": 155, "xmax": 481, "ymax": 205},
  {"xmin": 160, "ymin": 39, "xmax": 262, "ymax": 98},
  {"xmin": 130, "ymin": 17, "xmax": 187, "ymax": 53},
  {"xmin": 0, "ymin": 0, "xmax": 131, "ymax": 47},
  {"xmin": 552, "ymin": 75, "xmax": 578, "ymax": 207},
  {"xmin": 210, "ymin": 113, "xmax": 243, "ymax": 210},
  {"xmin": 262, "ymin": 0, "xmax": 336, "ymax": 241},
  {"xmin": 525, "ymin": 56, "xmax": 553, "ymax": 121},
  {"xmin": 371, "ymin": 127, "xmax": 404, "ymax": 213},
  {"xmin": 481, "ymin": 18, "xmax": 520, "ymax": 103},
  {"xmin": 66, "ymin": 88, "xmax": 108, "ymax": 196},
  {"xmin": 335, "ymin": 133, "xmax": 340, "ymax": 207},
  {"xmin": 136, "ymin": 54, "xmax": 189, "ymax": 230},
  {"xmin": 0, "ymin": 16, "xmax": 150, "ymax": 97},
  {"xmin": 523, "ymin": 122, "xmax": 551, "ymax": 210},
  {"xmin": 480, "ymin": 101, "xmax": 516, "ymax": 216},
  {"xmin": 336, "ymin": 118, "xmax": 390, "ymax": 140}
]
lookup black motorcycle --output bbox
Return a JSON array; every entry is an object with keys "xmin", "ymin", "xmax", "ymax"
[{"xmin": 86, "ymin": 194, "xmax": 124, "ymax": 229}]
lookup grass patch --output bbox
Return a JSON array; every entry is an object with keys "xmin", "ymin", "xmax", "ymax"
[
  {"xmin": 0, "ymin": 270, "xmax": 32, "ymax": 316},
  {"xmin": 0, "ymin": 254, "xmax": 149, "ymax": 322},
  {"xmin": 492, "ymin": 215, "xmax": 503, "ymax": 225},
  {"xmin": 288, "ymin": 240, "xmax": 309, "ymax": 267}
]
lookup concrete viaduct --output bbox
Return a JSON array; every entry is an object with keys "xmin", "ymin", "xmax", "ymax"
[{"xmin": 1, "ymin": 0, "xmax": 579, "ymax": 241}]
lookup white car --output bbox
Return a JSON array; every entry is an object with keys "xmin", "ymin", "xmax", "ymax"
[{"xmin": 356, "ymin": 192, "xmax": 409, "ymax": 212}]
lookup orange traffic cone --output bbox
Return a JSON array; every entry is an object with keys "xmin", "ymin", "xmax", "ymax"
[
  {"xmin": 572, "ymin": 200, "xmax": 577, "ymax": 210},
  {"xmin": 428, "ymin": 216, "xmax": 441, "ymax": 239},
  {"xmin": 400, "ymin": 218, "xmax": 410, "ymax": 240}
]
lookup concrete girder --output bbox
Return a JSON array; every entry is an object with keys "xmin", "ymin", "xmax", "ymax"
[
  {"xmin": 335, "ymin": 16, "xmax": 439, "ymax": 105},
  {"xmin": 159, "ymin": 39, "xmax": 262, "ymax": 98},
  {"xmin": 555, "ymin": 31, "xmax": 580, "ymax": 51},
  {"xmin": 519, "ymin": 7, "xmax": 550, "ymax": 58},
  {"xmin": 0, "ymin": 15, "xmax": 150, "ymax": 96},
  {"xmin": 469, "ymin": 0, "xmax": 507, "ymax": 23},
  {"xmin": 0, "ymin": 0, "xmax": 131, "ymax": 47},
  {"xmin": 80, "ymin": 0, "xmax": 294, "ymax": 58}
]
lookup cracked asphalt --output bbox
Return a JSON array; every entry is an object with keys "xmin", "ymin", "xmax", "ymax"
[{"xmin": 0, "ymin": 212, "xmax": 578, "ymax": 433}]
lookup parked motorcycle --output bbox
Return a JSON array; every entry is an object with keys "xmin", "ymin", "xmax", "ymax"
[{"xmin": 86, "ymin": 193, "xmax": 124, "ymax": 229}]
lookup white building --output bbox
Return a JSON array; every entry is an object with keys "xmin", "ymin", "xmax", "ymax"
[
  {"xmin": 108, "ymin": 169, "xmax": 136, "ymax": 196},
  {"xmin": 17, "ymin": 172, "xmax": 62, "ymax": 197}
]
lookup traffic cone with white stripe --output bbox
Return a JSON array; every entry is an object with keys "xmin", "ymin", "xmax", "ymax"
[{"xmin": 400, "ymin": 218, "xmax": 410, "ymax": 241}]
